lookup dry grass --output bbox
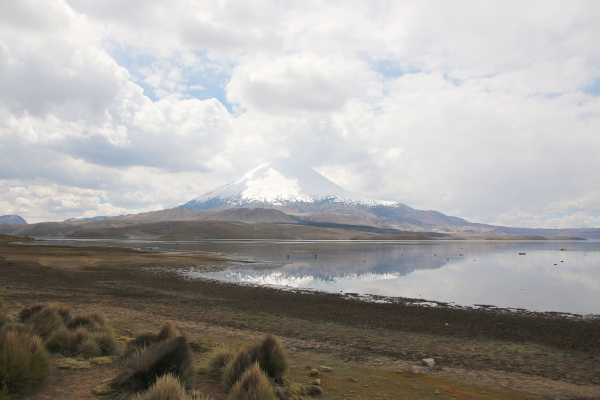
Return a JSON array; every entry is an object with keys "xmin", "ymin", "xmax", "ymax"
[
  {"xmin": 0, "ymin": 330, "xmax": 51, "ymax": 393},
  {"xmin": 112, "ymin": 336, "xmax": 194, "ymax": 395},
  {"xmin": 227, "ymin": 363, "xmax": 277, "ymax": 400}
]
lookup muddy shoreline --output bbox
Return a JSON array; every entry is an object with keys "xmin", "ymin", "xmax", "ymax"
[{"xmin": 1, "ymin": 242, "xmax": 600, "ymax": 398}]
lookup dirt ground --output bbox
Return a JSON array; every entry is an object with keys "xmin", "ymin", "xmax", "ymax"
[{"xmin": 1, "ymin": 241, "xmax": 599, "ymax": 400}]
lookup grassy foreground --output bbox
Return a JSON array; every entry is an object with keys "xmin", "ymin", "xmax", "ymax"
[{"xmin": 0, "ymin": 238, "xmax": 599, "ymax": 399}]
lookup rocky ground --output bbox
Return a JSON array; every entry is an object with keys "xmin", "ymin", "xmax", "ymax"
[{"xmin": 1, "ymin": 239, "xmax": 599, "ymax": 399}]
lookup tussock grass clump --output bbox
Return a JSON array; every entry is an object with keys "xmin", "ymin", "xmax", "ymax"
[
  {"xmin": 222, "ymin": 334, "xmax": 291, "ymax": 392},
  {"xmin": 221, "ymin": 348, "xmax": 253, "ymax": 391},
  {"xmin": 124, "ymin": 322, "xmax": 180, "ymax": 358},
  {"xmin": 66, "ymin": 311, "xmax": 107, "ymax": 331},
  {"xmin": 20, "ymin": 303, "xmax": 71, "ymax": 324},
  {"xmin": 45, "ymin": 325, "xmax": 74, "ymax": 353},
  {"xmin": 0, "ymin": 331, "xmax": 51, "ymax": 393},
  {"xmin": 112, "ymin": 336, "xmax": 194, "ymax": 394},
  {"xmin": 124, "ymin": 333, "xmax": 160, "ymax": 358},
  {"xmin": 46, "ymin": 326, "xmax": 118, "ymax": 358},
  {"xmin": 24, "ymin": 307, "xmax": 64, "ymax": 339},
  {"xmin": 206, "ymin": 346, "xmax": 236, "ymax": 379},
  {"xmin": 130, "ymin": 373, "xmax": 208, "ymax": 400},
  {"xmin": 91, "ymin": 330, "xmax": 118, "ymax": 356},
  {"xmin": 249, "ymin": 334, "xmax": 288, "ymax": 384},
  {"xmin": 18, "ymin": 305, "xmax": 44, "ymax": 322},
  {"xmin": 227, "ymin": 363, "xmax": 277, "ymax": 400},
  {"xmin": 78, "ymin": 338, "xmax": 102, "ymax": 358},
  {"xmin": 157, "ymin": 322, "xmax": 178, "ymax": 342}
]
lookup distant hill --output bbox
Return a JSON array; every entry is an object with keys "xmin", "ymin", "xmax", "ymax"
[{"xmin": 0, "ymin": 215, "xmax": 27, "ymax": 225}]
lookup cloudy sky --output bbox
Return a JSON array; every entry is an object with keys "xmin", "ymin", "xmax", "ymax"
[{"xmin": 1, "ymin": 0, "xmax": 599, "ymax": 227}]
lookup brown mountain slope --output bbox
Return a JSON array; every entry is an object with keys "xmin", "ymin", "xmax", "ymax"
[
  {"xmin": 66, "ymin": 220, "xmax": 431, "ymax": 240},
  {"xmin": 207, "ymin": 208, "xmax": 296, "ymax": 223},
  {"xmin": 108, "ymin": 208, "xmax": 212, "ymax": 221}
]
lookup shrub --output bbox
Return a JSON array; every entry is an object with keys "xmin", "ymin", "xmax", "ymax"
[
  {"xmin": 0, "ymin": 331, "xmax": 51, "ymax": 393},
  {"xmin": 206, "ymin": 346, "xmax": 236, "ymax": 379},
  {"xmin": 111, "ymin": 336, "xmax": 193, "ymax": 394},
  {"xmin": 227, "ymin": 363, "xmax": 277, "ymax": 400},
  {"xmin": 222, "ymin": 348, "xmax": 253, "ymax": 391}
]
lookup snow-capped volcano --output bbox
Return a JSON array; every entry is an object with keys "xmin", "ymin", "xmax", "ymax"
[
  {"xmin": 181, "ymin": 158, "xmax": 395, "ymax": 211},
  {"xmin": 180, "ymin": 158, "xmax": 470, "ymax": 229}
]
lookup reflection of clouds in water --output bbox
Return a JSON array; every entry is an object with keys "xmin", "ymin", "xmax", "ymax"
[{"xmin": 367, "ymin": 252, "xmax": 600, "ymax": 314}]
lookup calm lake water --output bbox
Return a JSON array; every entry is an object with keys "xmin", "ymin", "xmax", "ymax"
[{"xmin": 38, "ymin": 239, "xmax": 600, "ymax": 315}]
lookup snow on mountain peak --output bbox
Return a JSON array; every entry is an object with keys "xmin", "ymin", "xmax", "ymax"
[{"xmin": 182, "ymin": 158, "xmax": 396, "ymax": 210}]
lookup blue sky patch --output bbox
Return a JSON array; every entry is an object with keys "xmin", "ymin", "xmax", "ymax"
[{"xmin": 584, "ymin": 79, "xmax": 600, "ymax": 96}]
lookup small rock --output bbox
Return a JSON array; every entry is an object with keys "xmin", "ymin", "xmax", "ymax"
[
  {"xmin": 92, "ymin": 378, "xmax": 114, "ymax": 395},
  {"xmin": 309, "ymin": 368, "xmax": 320, "ymax": 376},
  {"xmin": 408, "ymin": 365, "xmax": 426, "ymax": 374},
  {"xmin": 312, "ymin": 379, "xmax": 321, "ymax": 385},
  {"xmin": 318, "ymin": 366, "xmax": 332, "ymax": 372},
  {"xmin": 305, "ymin": 385, "xmax": 324, "ymax": 397},
  {"xmin": 421, "ymin": 358, "xmax": 435, "ymax": 368}
]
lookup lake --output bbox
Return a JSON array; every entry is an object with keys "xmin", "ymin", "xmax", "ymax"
[{"xmin": 37, "ymin": 238, "xmax": 600, "ymax": 315}]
